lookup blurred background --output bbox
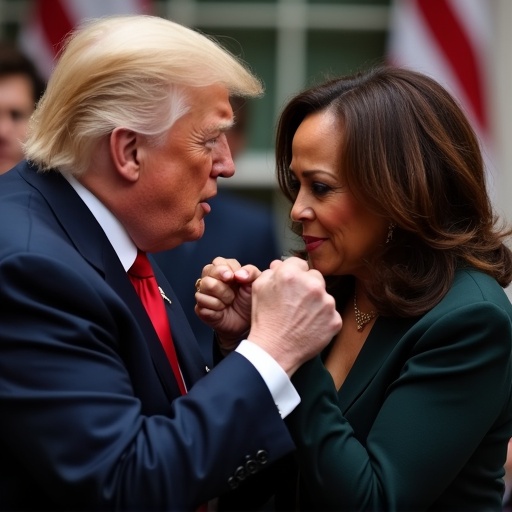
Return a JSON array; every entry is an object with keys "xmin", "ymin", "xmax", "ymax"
[{"xmin": 1, "ymin": 0, "xmax": 511, "ymax": 265}]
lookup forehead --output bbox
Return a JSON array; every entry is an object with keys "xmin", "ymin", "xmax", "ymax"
[
  {"xmin": 180, "ymin": 84, "xmax": 234, "ymax": 132},
  {"xmin": 292, "ymin": 109, "xmax": 341, "ymax": 153},
  {"xmin": 0, "ymin": 75, "xmax": 34, "ymax": 108},
  {"xmin": 290, "ymin": 109, "xmax": 344, "ymax": 173}
]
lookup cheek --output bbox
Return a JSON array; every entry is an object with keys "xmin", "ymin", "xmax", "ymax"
[
  {"xmin": 323, "ymin": 197, "xmax": 359, "ymax": 234},
  {"xmin": 174, "ymin": 153, "xmax": 212, "ymax": 190},
  {"xmin": 328, "ymin": 199, "xmax": 385, "ymax": 250},
  {"xmin": 16, "ymin": 121, "xmax": 29, "ymax": 139}
]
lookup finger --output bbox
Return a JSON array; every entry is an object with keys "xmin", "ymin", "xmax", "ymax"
[
  {"xmin": 196, "ymin": 275, "xmax": 236, "ymax": 305},
  {"xmin": 269, "ymin": 259, "xmax": 283, "ymax": 270},
  {"xmin": 200, "ymin": 263, "xmax": 214, "ymax": 279},
  {"xmin": 194, "ymin": 303, "xmax": 224, "ymax": 323},
  {"xmin": 203, "ymin": 264, "xmax": 236, "ymax": 283},
  {"xmin": 233, "ymin": 264, "xmax": 262, "ymax": 284},
  {"xmin": 210, "ymin": 257, "xmax": 242, "ymax": 275},
  {"xmin": 269, "ymin": 256, "xmax": 309, "ymax": 271},
  {"xmin": 195, "ymin": 292, "xmax": 233, "ymax": 312},
  {"xmin": 200, "ymin": 258, "xmax": 241, "ymax": 283},
  {"xmin": 305, "ymin": 268, "xmax": 327, "ymax": 286},
  {"xmin": 278, "ymin": 256, "xmax": 310, "ymax": 271}
]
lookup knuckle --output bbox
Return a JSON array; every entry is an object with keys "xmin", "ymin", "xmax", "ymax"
[{"xmin": 278, "ymin": 269, "xmax": 297, "ymax": 284}]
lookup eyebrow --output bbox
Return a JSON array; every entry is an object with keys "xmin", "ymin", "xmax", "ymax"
[
  {"xmin": 288, "ymin": 168, "xmax": 335, "ymax": 178},
  {"xmin": 220, "ymin": 119, "xmax": 235, "ymax": 132},
  {"xmin": 207, "ymin": 119, "xmax": 234, "ymax": 134}
]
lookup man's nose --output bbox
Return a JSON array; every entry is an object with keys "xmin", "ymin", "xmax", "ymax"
[{"xmin": 212, "ymin": 133, "xmax": 235, "ymax": 178}]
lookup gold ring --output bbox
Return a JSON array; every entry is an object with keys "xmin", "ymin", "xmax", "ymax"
[{"xmin": 195, "ymin": 278, "xmax": 202, "ymax": 293}]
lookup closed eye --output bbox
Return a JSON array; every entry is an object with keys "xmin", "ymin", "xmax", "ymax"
[
  {"xmin": 10, "ymin": 109, "xmax": 29, "ymax": 122},
  {"xmin": 312, "ymin": 182, "xmax": 332, "ymax": 196},
  {"xmin": 205, "ymin": 137, "xmax": 218, "ymax": 149}
]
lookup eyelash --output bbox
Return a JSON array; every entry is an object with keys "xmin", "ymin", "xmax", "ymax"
[
  {"xmin": 289, "ymin": 177, "xmax": 332, "ymax": 197},
  {"xmin": 312, "ymin": 183, "xmax": 331, "ymax": 195},
  {"xmin": 205, "ymin": 137, "xmax": 218, "ymax": 148}
]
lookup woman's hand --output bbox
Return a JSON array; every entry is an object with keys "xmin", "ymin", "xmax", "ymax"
[{"xmin": 194, "ymin": 257, "xmax": 261, "ymax": 350}]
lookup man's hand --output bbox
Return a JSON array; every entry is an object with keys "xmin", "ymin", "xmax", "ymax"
[
  {"xmin": 248, "ymin": 257, "xmax": 342, "ymax": 376},
  {"xmin": 195, "ymin": 257, "xmax": 260, "ymax": 349}
]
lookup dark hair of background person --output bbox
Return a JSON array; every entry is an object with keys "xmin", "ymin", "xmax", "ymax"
[
  {"xmin": 276, "ymin": 65, "xmax": 512, "ymax": 317},
  {"xmin": 0, "ymin": 41, "xmax": 46, "ymax": 103}
]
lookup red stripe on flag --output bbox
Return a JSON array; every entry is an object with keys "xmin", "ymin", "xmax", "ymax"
[
  {"xmin": 36, "ymin": 0, "xmax": 74, "ymax": 58},
  {"xmin": 416, "ymin": 0, "xmax": 487, "ymax": 133}
]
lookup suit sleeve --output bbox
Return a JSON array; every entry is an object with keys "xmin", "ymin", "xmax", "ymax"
[
  {"xmin": 286, "ymin": 301, "xmax": 512, "ymax": 510},
  {"xmin": 0, "ymin": 252, "xmax": 294, "ymax": 511}
]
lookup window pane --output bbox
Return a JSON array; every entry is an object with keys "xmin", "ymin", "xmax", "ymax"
[
  {"xmin": 306, "ymin": 30, "xmax": 387, "ymax": 87},
  {"xmin": 200, "ymin": 27, "xmax": 277, "ymax": 150}
]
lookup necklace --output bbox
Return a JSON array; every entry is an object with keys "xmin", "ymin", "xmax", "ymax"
[{"xmin": 353, "ymin": 294, "xmax": 377, "ymax": 332}]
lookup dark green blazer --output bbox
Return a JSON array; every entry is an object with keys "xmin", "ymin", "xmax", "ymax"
[{"xmin": 286, "ymin": 269, "xmax": 512, "ymax": 511}]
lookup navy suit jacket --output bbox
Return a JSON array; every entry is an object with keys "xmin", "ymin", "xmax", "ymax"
[{"xmin": 0, "ymin": 162, "xmax": 294, "ymax": 511}]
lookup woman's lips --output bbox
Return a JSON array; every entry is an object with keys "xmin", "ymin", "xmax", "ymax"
[{"xmin": 302, "ymin": 235, "xmax": 327, "ymax": 252}]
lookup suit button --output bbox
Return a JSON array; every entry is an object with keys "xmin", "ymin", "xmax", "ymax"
[
  {"xmin": 245, "ymin": 459, "xmax": 258, "ymax": 474},
  {"xmin": 235, "ymin": 465, "xmax": 247, "ymax": 481},
  {"xmin": 227, "ymin": 476, "xmax": 239, "ymax": 490},
  {"xmin": 255, "ymin": 450, "xmax": 269, "ymax": 465}
]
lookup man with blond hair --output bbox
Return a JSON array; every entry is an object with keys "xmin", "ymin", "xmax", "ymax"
[{"xmin": 0, "ymin": 15, "xmax": 341, "ymax": 511}]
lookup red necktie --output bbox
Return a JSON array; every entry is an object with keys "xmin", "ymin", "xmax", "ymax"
[
  {"xmin": 128, "ymin": 250, "xmax": 187, "ymax": 395},
  {"xmin": 129, "ymin": 251, "xmax": 208, "ymax": 511}
]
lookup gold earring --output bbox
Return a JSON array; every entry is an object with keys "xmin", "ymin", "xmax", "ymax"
[{"xmin": 386, "ymin": 222, "xmax": 396, "ymax": 244}]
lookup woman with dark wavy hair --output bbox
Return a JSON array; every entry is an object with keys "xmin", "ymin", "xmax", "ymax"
[{"xmin": 196, "ymin": 66, "xmax": 512, "ymax": 510}]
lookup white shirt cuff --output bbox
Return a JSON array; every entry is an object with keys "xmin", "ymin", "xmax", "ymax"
[{"xmin": 235, "ymin": 339, "xmax": 300, "ymax": 418}]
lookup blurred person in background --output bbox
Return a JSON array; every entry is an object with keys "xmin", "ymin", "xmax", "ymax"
[{"xmin": 0, "ymin": 42, "xmax": 45, "ymax": 174}]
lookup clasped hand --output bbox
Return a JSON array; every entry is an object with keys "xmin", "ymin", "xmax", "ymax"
[{"xmin": 194, "ymin": 256, "xmax": 342, "ymax": 376}]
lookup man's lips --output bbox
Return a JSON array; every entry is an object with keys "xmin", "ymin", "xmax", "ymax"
[
  {"xmin": 302, "ymin": 235, "xmax": 327, "ymax": 252},
  {"xmin": 199, "ymin": 201, "xmax": 212, "ymax": 215},
  {"xmin": 199, "ymin": 193, "xmax": 216, "ymax": 215}
]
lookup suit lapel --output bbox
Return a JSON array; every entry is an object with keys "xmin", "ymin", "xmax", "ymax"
[
  {"xmin": 103, "ymin": 252, "xmax": 186, "ymax": 399},
  {"xmin": 338, "ymin": 315, "xmax": 419, "ymax": 413},
  {"xmin": 19, "ymin": 162, "xmax": 194, "ymax": 400},
  {"xmin": 151, "ymin": 260, "xmax": 209, "ymax": 388}
]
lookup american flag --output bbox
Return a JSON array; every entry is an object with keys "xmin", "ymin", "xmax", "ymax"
[
  {"xmin": 387, "ymin": 0, "xmax": 495, "ymax": 195},
  {"xmin": 19, "ymin": 0, "xmax": 152, "ymax": 80}
]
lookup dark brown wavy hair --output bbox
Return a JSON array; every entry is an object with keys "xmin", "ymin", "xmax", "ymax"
[{"xmin": 276, "ymin": 66, "xmax": 512, "ymax": 317}]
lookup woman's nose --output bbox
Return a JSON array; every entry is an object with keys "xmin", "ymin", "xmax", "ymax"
[{"xmin": 290, "ymin": 196, "xmax": 314, "ymax": 222}]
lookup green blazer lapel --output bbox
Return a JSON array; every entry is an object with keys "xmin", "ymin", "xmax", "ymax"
[{"xmin": 338, "ymin": 315, "xmax": 419, "ymax": 413}]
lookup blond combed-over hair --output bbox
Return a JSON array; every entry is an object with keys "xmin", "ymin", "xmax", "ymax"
[{"xmin": 24, "ymin": 15, "xmax": 263, "ymax": 175}]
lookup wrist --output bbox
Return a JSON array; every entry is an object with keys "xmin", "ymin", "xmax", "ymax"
[{"xmin": 214, "ymin": 330, "xmax": 248, "ymax": 354}]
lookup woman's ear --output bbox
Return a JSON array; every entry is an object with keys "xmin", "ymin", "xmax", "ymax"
[{"xmin": 110, "ymin": 127, "xmax": 140, "ymax": 182}]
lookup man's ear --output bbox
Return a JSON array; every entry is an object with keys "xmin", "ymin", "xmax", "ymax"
[{"xmin": 110, "ymin": 127, "xmax": 141, "ymax": 182}]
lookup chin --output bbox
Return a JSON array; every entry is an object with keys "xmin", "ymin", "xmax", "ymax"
[
  {"xmin": 307, "ymin": 255, "xmax": 324, "ymax": 269},
  {"xmin": 309, "ymin": 258, "xmax": 342, "ymax": 277},
  {"xmin": 186, "ymin": 220, "xmax": 205, "ymax": 242}
]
